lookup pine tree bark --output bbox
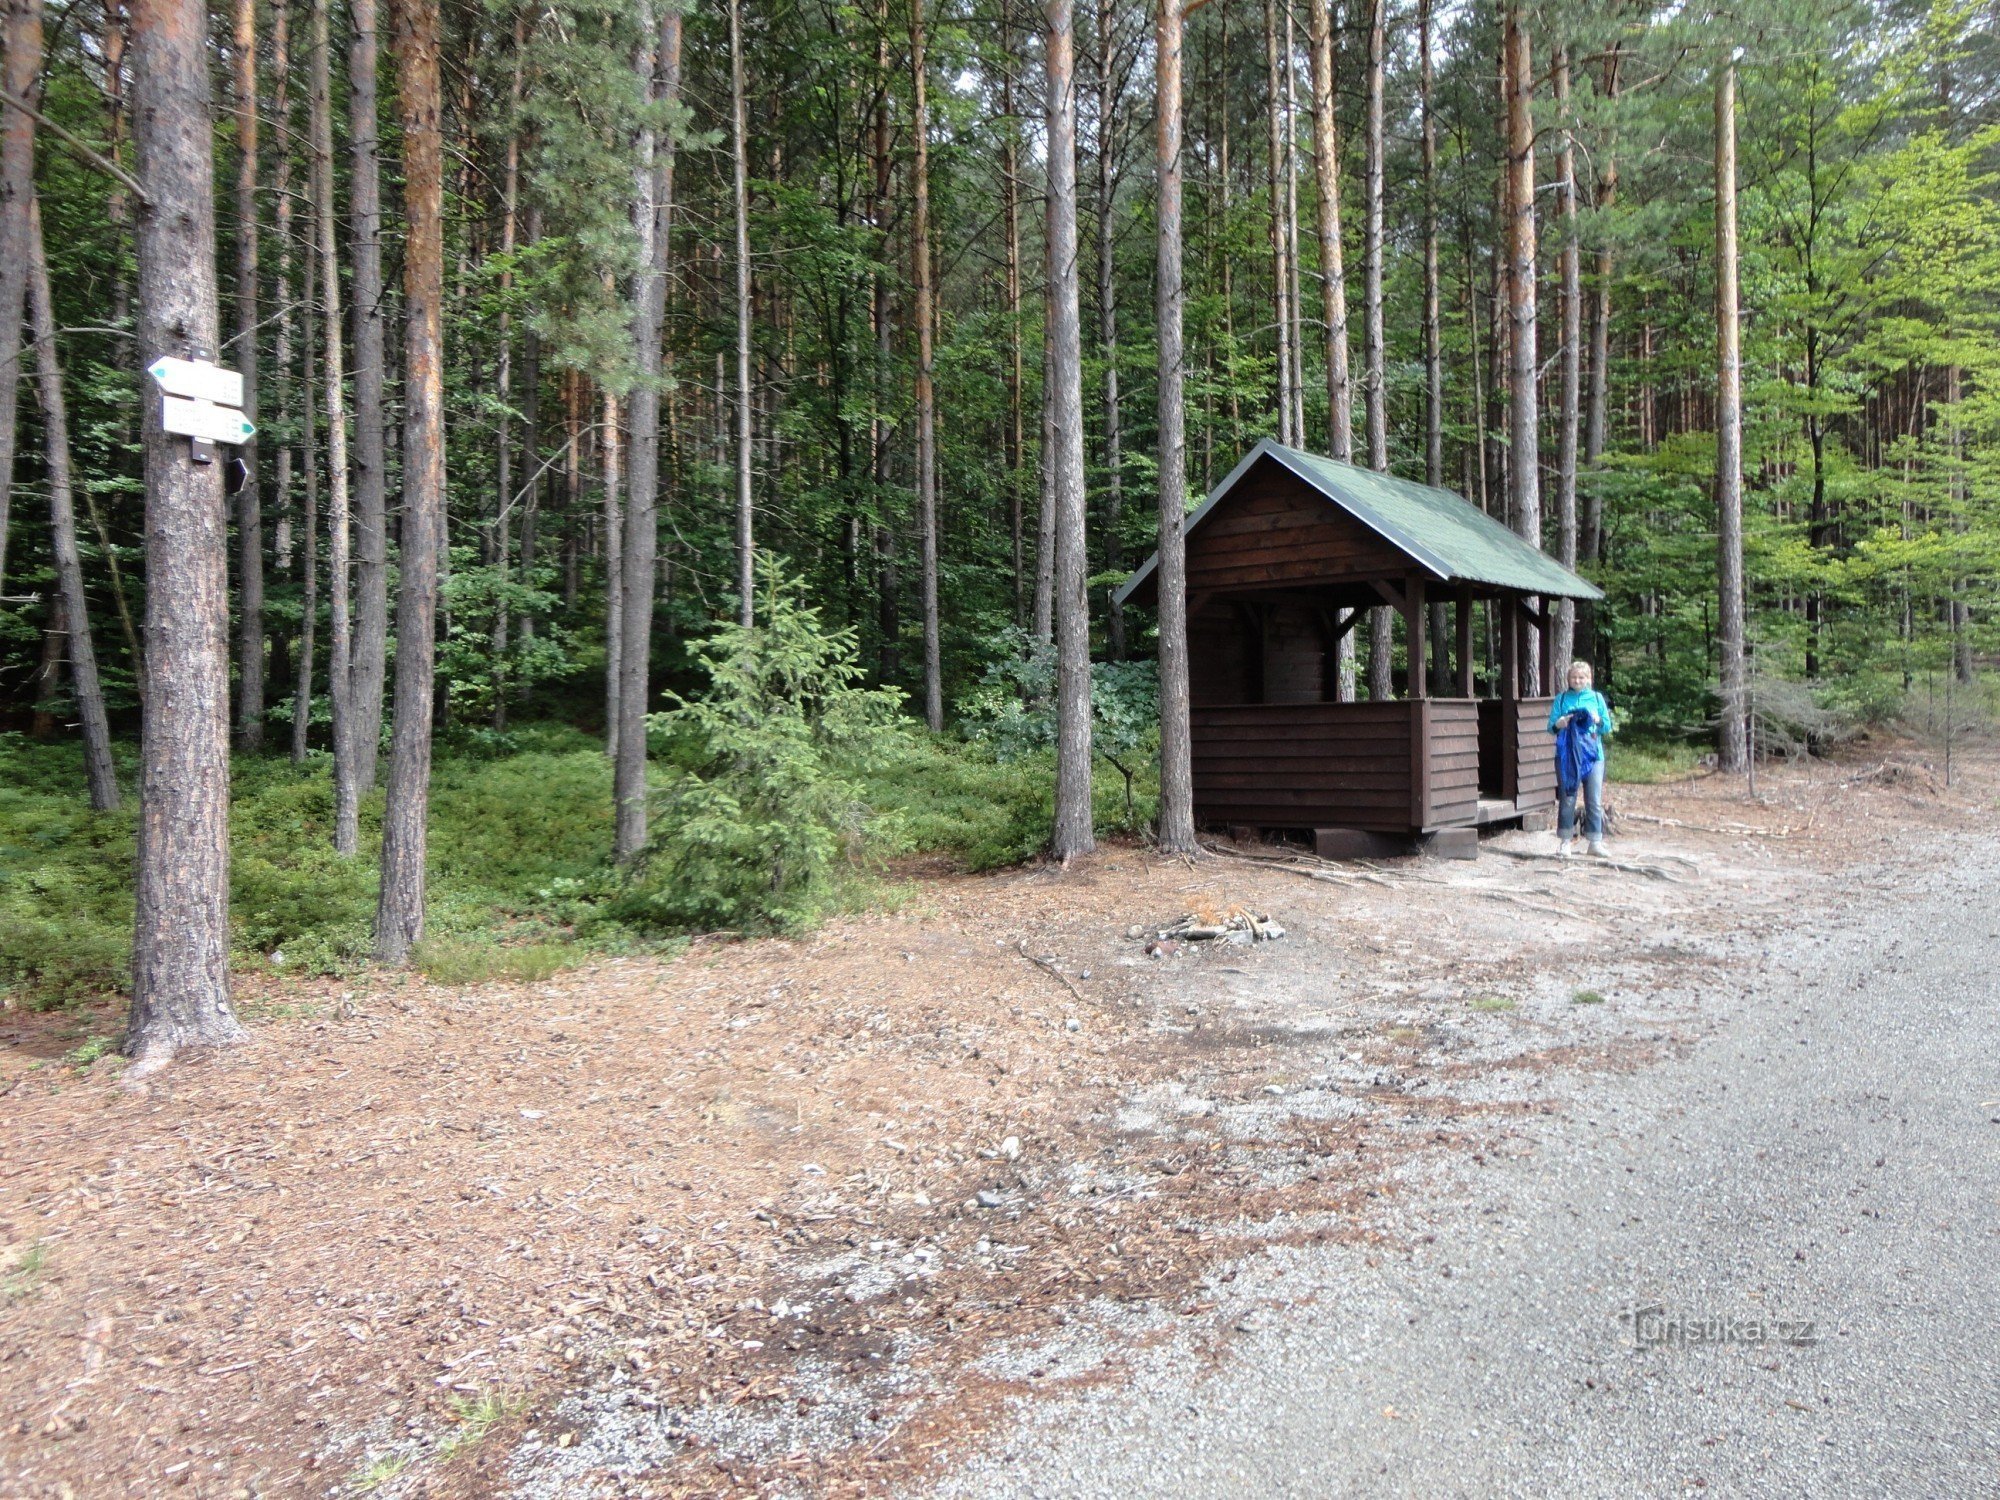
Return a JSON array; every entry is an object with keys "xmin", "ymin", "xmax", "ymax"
[
  {"xmin": 348, "ymin": 0, "xmax": 390, "ymax": 789},
  {"xmin": 1553, "ymin": 46, "xmax": 1580, "ymax": 671},
  {"xmin": 0, "ymin": 0, "xmax": 43, "ymax": 595},
  {"xmin": 911, "ymin": 0, "xmax": 943, "ymax": 726},
  {"xmin": 126, "ymin": 0, "xmax": 247, "ymax": 1063},
  {"xmin": 1094, "ymin": 0, "xmax": 1125, "ymax": 660},
  {"xmin": 1714, "ymin": 56, "xmax": 1747, "ymax": 772},
  {"xmin": 29, "ymin": 198, "xmax": 118, "ymax": 810},
  {"xmin": 1001, "ymin": 0, "xmax": 1026, "ymax": 622},
  {"xmin": 1420, "ymin": 0, "xmax": 1449, "ymax": 693},
  {"xmin": 601, "ymin": 386, "xmax": 622, "ymax": 757},
  {"xmin": 1581, "ymin": 47, "xmax": 1619, "ymax": 581},
  {"xmin": 231, "ymin": 0, "xmax": 264, "ymax": 749},
  {"xmin": 312, "ymin": 0, "xmax": 357, "ymax": 853},
  {"xmin": 1306, "ymin": 0, "xmax": 1351, "ymax": 461},
  {"xmin": 1364, "ymin": 0, "xmax": 1392, "ymax": 699},
  {"xmin": 615, "ymin": 3, "xmax": 680, "ymax": 863},
  {"xmin": 1261, "ymin": 0, "xmax": 1293, "ymax": 445},
  {"xmin": 1504, "ymin": 0, "xmax": 1542, "ymax": 693},
  {"xmin": 729, "ymin": 0, "xmax": 755, "ymax": 626},
  {"xmin": 270, "ymin": 0, "xmax": 294, "ymax": 584},
  {"xmin": 374, "ymin": 0, "xmax": 445, "ymax": 963},
  {"xmin": 1281, "ymin": 0, "xmax": 1304, "ymax": 440},
  {"xmin": 1153, "ymin": 0, "xmax": 1195, "ymax": 855},
  {"xmin": 1046, "ymin": 0, "xmax": 1094, "ymax": 861},
  {"xmin": 292, "ymin": 229, "xmax": 318, "ymax": 763}
]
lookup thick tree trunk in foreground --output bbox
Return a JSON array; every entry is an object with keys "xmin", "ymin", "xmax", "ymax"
[
  {"xmin": 1504, "ymin": 0, "xmax": 1542, "ymax": 693},
  {"xmin": 729, "ymin": 0, "xmax": 755, "ymax": 626},
  {"xmin": 126, "ymin": 0, "xmax": 246, "ymax": 1063},
  {"xmin": 1095, "ymin": 0, "xmax": 1125, "ymax": 661},
  {"xmin": 0, "ymin": 0, "xmax": 43, "ymax": 595},
  {"xmin": 1046, "ymin": 0, "xmax": 1094, "ymax": 861},
  {"xmin": 1364, "ymin": 0, "xmax": 1392, "ymax": 699},
  {"xmin": 1154, "ymin": 0, "xmax": 1195, "ymax": 855},
  {"xmin": 292, "ymin": 236, "xmax": 318, "ymax": 763},
  {"xmin": 1714, "ymin": 58, "xmax": 1747, "ymax": 773},
  {"xmin": 348, "ymin": 0, "xmax": 390, "ymax": 790},
  {"xmin": 615, "ymin": 4, "xmax": 680, "ymax": 863},
  {"xmin": 312, "ymin": 0, "xmax": 358, "ymax": 853},
  {"xmin": 231, "ymin": 0, "xmax": 264, "ymax": 749},
  {"xmin": 29, "ymin": 198, "xmax": 118, "ymax": 810},
  {"xmin": 1261, "ymin": 0, "xmax": 1293, "ymax": 445},
  {"xmin": 375, "ymin": 0, "xmax": 445, "ymax": 963},
  {"xmin": 1553, "ymin": 48, "xmax": 1580, "ymax": 671},
  {"xmin": 911, "ymin": 0, "xmax": 943, "ymax": 726}
]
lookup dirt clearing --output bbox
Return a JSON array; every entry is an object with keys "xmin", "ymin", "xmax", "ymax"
[{"xmin": 2, "ymin": 741, "xmax": 1990, "ymax": 1499}]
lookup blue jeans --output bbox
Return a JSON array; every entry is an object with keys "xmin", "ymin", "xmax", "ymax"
[{"xmin": 1557, "ymin": 761, "xmax": 1604, "ymax": 841}]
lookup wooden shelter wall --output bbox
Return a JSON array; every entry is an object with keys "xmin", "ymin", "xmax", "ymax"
[
  {"xmin": 1425, "ymin": 700, "xmax": 1481, "ymax": 828},
  {"xmin": 1192, "ymin": 702, "xmax": 1416, "ymax": 833},
  {"xmin": 1513, "ymin": 696, "xmax": 1558, "ymax": 808},
  {"xmin": 1184, "ymin": 471, "xmax": 1409, "ymax": 595}
]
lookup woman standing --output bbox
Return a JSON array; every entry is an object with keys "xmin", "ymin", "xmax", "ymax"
[{"xmin": 1548, "ymin": 659, "xmax": 1615, "ymax": 857}]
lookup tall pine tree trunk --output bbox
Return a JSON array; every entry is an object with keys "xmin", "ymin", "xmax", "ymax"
[
  {"xmin": 615, "ymin": 3, "xmax": 680, "ymax": 862},
  {"xmin": 1553, "ymin": 46, "xmax": 1580, "ymax": 671},
  {"xmin": 29, "ymin": 198, "xmax": 118, "ymax": 809},
  {"xmin": 1421, "ymin": 0, "xmax": 1449, "ymax": 693},
  {"xmin": 0, "ymin": 0, "xmax": 43, "ymax": 594},
  {"xmin": 375, "ymin": 0, "xmax": 445, "ymax": 962},
  {"xmin": 911, "ymin": 0, "xmax": 943, "ymax": 726},
  {"xmin": 1046, "ymin": 0, "xmax": 1094, "ymax": 861},
  {"xmin": 491, "ymin": 12, "xmax": 526, "ymax": 732},
  {"xmin": 1714, "ymin": 57, "xmax": 1746, "ymax": 772},
  {"xmin": 126, "ymin": 0, "xmax": 247, "ymax": 1063},
  {"xmin": 1306, "ymin": 0, "xmax": 1350, "ymax": 460},
  {"xmin": 601, "ymin": 386, "xmax": 622, "ymax": 756},
  {"xmin": 1261, "ymin": 0, "xmax": 1293, "ymax": 445},
  {"xmin": 729, "ymin": 0, "xmax": 755, "ymax": 626},
  {"xmin": 312, "ymin": 0, "xmax": 358, "ymax": 853},
  {"xmin": 1154, "ymin": 0, "xmax": 1195, "ymax": 854},
  {"xmin": 231, "ymin": 0, "xmax": 264, "ymax": 749},
  {"xmin": 293, "ymin": 224, "xmax": 319, "ymax": 763},
  {"xmin": 349, "ymin": 0, "xmax": 391, "ymax": 788},
  {"xmin": 1364, "ymin": 0, "xmax": 1392, "ymax": 698},
  {"xmin": 1094, "ymin": 0, "xmax": 1124, "ymax": 660},
  {"xmin": 1002, "ymin": 0, "xmax": 1025, "ymax": 622},
  {"xmin": 1504, "ymin": 0, "xmax": 1542, "ymax": 693}
]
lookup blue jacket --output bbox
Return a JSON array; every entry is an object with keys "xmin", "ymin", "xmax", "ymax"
[{"xmin": 1547, "ymin": 688, "xmax": 1615, "ymax": 738}]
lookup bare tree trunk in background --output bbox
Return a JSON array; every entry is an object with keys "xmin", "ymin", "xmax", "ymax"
[
  {"xmin": 1553, "ymin": 46, "xmax": 1580, "ymax": 671},
  {"xmin": 126, "ymin": 0, "xmax": 247, "ymax": 1064},
  {"xmin": 312, "ymin": 0, "xmax": 357, "ymax": 853},
  {"xmin": 1504, "ymin": 0, "xmax": 1542, "ymax": 693},
  {"xmin": 349, "ymin": 0, "xmax": 390, "ymax": 788},
  {"xmin": 615, "ymin": 3, "xmax": 679, "ymax": 863},
  {"xmin": 1261, "ymin": 0, "xmax": 1293, "ymax": 445},
  {"xmin": 1714, "ymin": 56, "xmax": 1746, "ymax": 773},
  {"xmin": 1281, "ymin": 0, "xmax": 1303, "ymax": 440},
  {"xmin": 1306, "ymin": 0, "xmax": 1350, "ymax": 461},
  {"xmin": 375, "ymin": 0, "xmax": 445, "ymax": 963},
  {"xmin": 601, "ymin": 386, "xmax": 622, "ymax": 757},
  {"xmin": 1364, "ymin": 0, "xmax": 1392, "ymax": 699},
  {"xmin": 1002, "ymin": 0, "xmax": 1025, "ymax": 623},
  {"xmin": 270, "ymin": 0, "xmax": 293, "ymax": 580},
  {"xmin": 729, "ymin": 0, "xmax": 755, "ymax": 626},
  {"xmin": 1306, "ymin": 0, "xmax": 1355, "ymax": 700},
  {"xmin": 293, "ymin": 232, "xmax": 318, "ymax": 763},
  {"xmin": 1154, "ymin": 0, "xmax": 1195, "ymax": 855},
  {"xmin": 1421, "ymin": 0, "xmax": 1449, "ymax": 693},
  {"xmin": 491, "ymin": 11, "xmax": 526, "ymax": 733},
  {"xmin": 1046, "ymin": 0, "xmax": 1094, "ymax": 862},
  {"xmin": 1581, "ymin": 46, "xmax": 1619, "ymax": 675},
  {"xmin": 1094, "ymin": 0, "xmax": 1125, "ymax": 660},
  {"xmin": 1033, "ymin": 326, "xmax": 1055, "ymax": 641},
  {"xmin": 29, "ymin": 199, "xmax": 118, "ymax": 809},
  {"xmin": 0, "ymin": 0, "xmax": 43, "ymax": 594},
  {"xmin": 911, "ymin": 0, "xmax": 943, "ymax": 726},
  {"xmin": 231, "ymin": 0, "xmax": 264, "ymax": 749}
]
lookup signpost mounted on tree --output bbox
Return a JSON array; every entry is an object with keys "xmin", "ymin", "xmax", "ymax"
[{"xmin": 148, "ymin": 354, "xmax": 256, "ymax": 460}]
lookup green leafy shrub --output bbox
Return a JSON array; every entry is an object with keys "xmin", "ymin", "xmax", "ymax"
[{"xmin": 616, "ymin": 558, "xmax": 906, "ymax": 934}]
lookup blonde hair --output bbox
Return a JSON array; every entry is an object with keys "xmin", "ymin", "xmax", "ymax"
[{"xmin": 1566, "ymin": 660, "xmax": 1594, "ymax": 680}]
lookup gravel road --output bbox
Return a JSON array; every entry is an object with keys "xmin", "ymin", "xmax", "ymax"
[{"xmin": 942, "ymin": 839, "xmax": 2000, "ymax": 1499}]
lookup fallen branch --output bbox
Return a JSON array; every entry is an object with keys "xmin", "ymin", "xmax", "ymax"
[
  {"xmin": 1484, "ymin": 847, "xmax": 1692, "ymax": 882},
  {"xmin": 1015, "ymin": 943, "xmax": 1087, "ymax": 1003},
  {"xmin": 1622, "ymin": 811, "xmax": 1789, "ymax": 839}
]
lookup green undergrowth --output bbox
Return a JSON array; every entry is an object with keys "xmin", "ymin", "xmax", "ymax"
[
  {"xmin": 1605, "ymin": 736, "xmax": 1705, "ymax": 784},
  {"xmin": 0, "ymin": 716, "xmax": 1148, "ymax": 1011}
]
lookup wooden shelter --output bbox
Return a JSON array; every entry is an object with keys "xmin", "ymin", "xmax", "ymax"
[{"xmin": 1117, "ymin": 440, "xmax": 1604, "ymax": 847}]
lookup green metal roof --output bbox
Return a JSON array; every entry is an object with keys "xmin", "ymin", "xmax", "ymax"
[{"xmin": 1115, "ymin": 439, "xmax": 1604, "ymax": 604}]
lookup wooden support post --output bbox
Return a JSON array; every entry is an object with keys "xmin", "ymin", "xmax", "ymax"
[
  {"xmin": 1541, "ymin": 597, "xmax": 1558, "ymax": 688},
  {"xmin": 1404, "ymin": 574, "xmax": 1428, "ymax": 699},
  {"xmin": 1410, "ymin": 696, "xmax": 1432, "ymax": 828},
  {"xmin": 1500, "ymin": 594, "xmax": 1521, "ymax": 700},
  {"xmin": 1455, "ymin": 586, "xmax": 1475, "ymax": 697}
]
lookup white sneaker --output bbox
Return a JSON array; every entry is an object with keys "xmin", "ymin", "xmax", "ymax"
[
  {"xmin": 1587, "ymin": 840, "xmax": 1608, "ymax": 858},
  {"xmin": 1557, "ymin": 839, "xmax": 1574, "ymax": 858}
]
